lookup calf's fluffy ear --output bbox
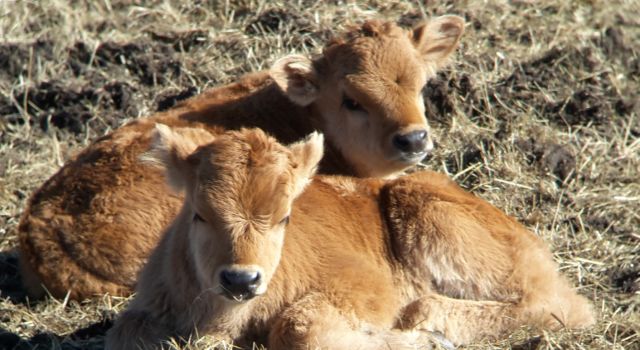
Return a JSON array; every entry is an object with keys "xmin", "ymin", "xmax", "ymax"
[
  {"xmin": 142, "ymin": 124, "xmax": 215, "ymax": 191},
  {"xmin": 289, "ymin": 132, "xmax": 324, "ymax": 197},
  {"xmin": 270, "ymin": 55, "xmax": 319, "ymax": 106},
  {"xmin": 412, "ymin": 15, "xmax": 465, "ymax": 69}
]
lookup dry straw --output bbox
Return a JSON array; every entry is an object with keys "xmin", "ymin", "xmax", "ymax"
[{"xmin": 1, "ymin": 0, "xmax": 638, "ymax": 349}]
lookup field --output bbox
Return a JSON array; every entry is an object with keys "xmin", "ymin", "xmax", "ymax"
[{"xmin": 0, "ymin": 0, "xmax": 638, "ymax": 349}]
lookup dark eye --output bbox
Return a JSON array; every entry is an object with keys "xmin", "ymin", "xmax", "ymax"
[
  {"xmin": 342, "ymin": 95, "xmax": 363, "ymax": 111},
  {"xmin": 193, "ymin": 213, "xmax": 204, "ymax": 222},
  {"xmin": 279, "ymin": 216, "xmax": 290, "ymax": 226}
]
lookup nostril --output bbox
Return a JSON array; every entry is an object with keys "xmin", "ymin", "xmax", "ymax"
[
  {"xmin": 249, "ymin": 271, "xmax": 261, "ymax": 284},
  {"xmin": 220, "ymin": 270, "xmax": 232, "ymax": 287},
  {"xmin": 393, "ymin": 134, "xmax": 411, "ymax": 151}
]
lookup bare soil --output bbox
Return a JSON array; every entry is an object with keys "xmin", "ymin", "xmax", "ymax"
[{"xmin": 1, "ymin": 1, "xmax": 638, "ymax": 349}]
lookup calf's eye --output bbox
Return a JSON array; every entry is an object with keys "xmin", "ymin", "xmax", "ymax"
[
  {"xmin": 193, "ymin": 213, "xmax": 204, "ymax": 222},
  {"xmin": 342, "ymin": 96, "xmax": 363, "ymax": 111},
  {"xmin": 279, "ymin": 216, "xmax": 290, "ymax": 226}
]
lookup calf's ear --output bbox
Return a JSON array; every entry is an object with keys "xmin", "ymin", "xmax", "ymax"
[
  {"xmin": 142, "ymin": 124, "xmax": 215, "ymax": 191},
  {"xmin": 270, "ymin": 55, "xmax": 319, "ymax": 106},
  {"xmin": 412, "ymin": 15, "xmax": 465, "ymax": 70},
  {"xmin": 289, "ymin": 132, "xmax": 324, "ymax": 197}
]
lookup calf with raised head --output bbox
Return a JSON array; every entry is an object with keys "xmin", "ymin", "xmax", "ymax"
[
  {"xmin": 19, "ymin": 16, "xmax": 466, "ymax": 300},
  {"xmin": 106, "ymin": 126, "xmax": 594, "ymax": 349}
]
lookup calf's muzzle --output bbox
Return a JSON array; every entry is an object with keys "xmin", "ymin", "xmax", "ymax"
[
  {"xmin": 392, "ymin": 129, "xmax": 429, "ymax": 155},
  {"xmin": 220, "ymin": 268, "xmax": 262, "ymax": 301}
]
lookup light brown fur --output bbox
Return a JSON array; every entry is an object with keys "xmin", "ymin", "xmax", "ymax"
[
  {"xmin": 18, "ymin": 16, "xmax": 466, "ymax": 300},
  {"xmin": 106, "ymin": 127, "xmax": 594, "ymax": 350}
]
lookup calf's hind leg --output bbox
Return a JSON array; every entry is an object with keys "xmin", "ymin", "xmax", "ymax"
[
  {"xmin": 269, "ymin": 293, "xmax": 436, "ymax": 350},
  {"xmin": 385, "ymin": 173, "xmax": 595, "ymax": 331},
  {"xmin": 398, "ymin": 293, "xmax": 519, "ymax": 345}
]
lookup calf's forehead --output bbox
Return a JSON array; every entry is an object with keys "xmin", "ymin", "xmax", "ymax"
[
  {"xmin": 330, "ymin": 36, "xmax": 427, "ymax": 91},
  {"xmin": 193, "ymin": 147, "xmax": 294, "ymax": 224},
  {"xmin": 242, "ymin": 165, "xmax": 294, "ymax": 218}
]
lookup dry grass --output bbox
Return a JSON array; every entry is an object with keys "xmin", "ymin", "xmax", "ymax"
[{"xmin": 0, "ymin": 0, "xmax": 638, "ymax": 349}]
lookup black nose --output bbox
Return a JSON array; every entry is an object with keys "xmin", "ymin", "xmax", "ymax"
[
  {"xmin": 220, "ymin": 269, "xmax": 261, "ymax": 295},
  {"xmin": 393, "ymin": 130, "xmax": 428, "ymax": 154}
]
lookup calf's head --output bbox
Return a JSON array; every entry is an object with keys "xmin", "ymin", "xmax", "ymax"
[
  {"xmin": 271, "ymin": 16, "xmax": 465, "ymax": 177},
  {"xmin": 147, "ymin": 125, "xmax": 323, "ymax": 302}
]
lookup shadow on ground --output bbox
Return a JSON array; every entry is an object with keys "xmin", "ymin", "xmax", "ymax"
[
  {"xmin": 0, "ymin": 250, "xmax": 27, "ymax": 303},
  {"xmin": 0, "ymin": 251, "xmax": 112, "ymax": 349},
  {"xmin": 0, "ymin": 320, "xmax": 111, "ymax": 350}
]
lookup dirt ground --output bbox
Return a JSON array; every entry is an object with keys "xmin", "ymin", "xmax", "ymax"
[{"xmin": 0, "ymin": 0, "xmax": 638, "ymax": 349}]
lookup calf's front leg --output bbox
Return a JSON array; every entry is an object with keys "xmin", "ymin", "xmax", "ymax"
[{"xmin": 105, "ymin": 309, "xmax": 176, "ymax": 350}]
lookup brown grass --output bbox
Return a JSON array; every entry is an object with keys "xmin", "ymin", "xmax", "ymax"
[{"xmin": 1, "ymin": 0, "xmax": 638, "ymax": 349}]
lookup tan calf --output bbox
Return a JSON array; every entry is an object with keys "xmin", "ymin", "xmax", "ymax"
[
  {"xmin": 106, "ymin": 126, "xmax": 594, "ymax": 350},
  {"xmin": 18, "ymin": 16, "xmax": 465, "ymax": 300}
]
